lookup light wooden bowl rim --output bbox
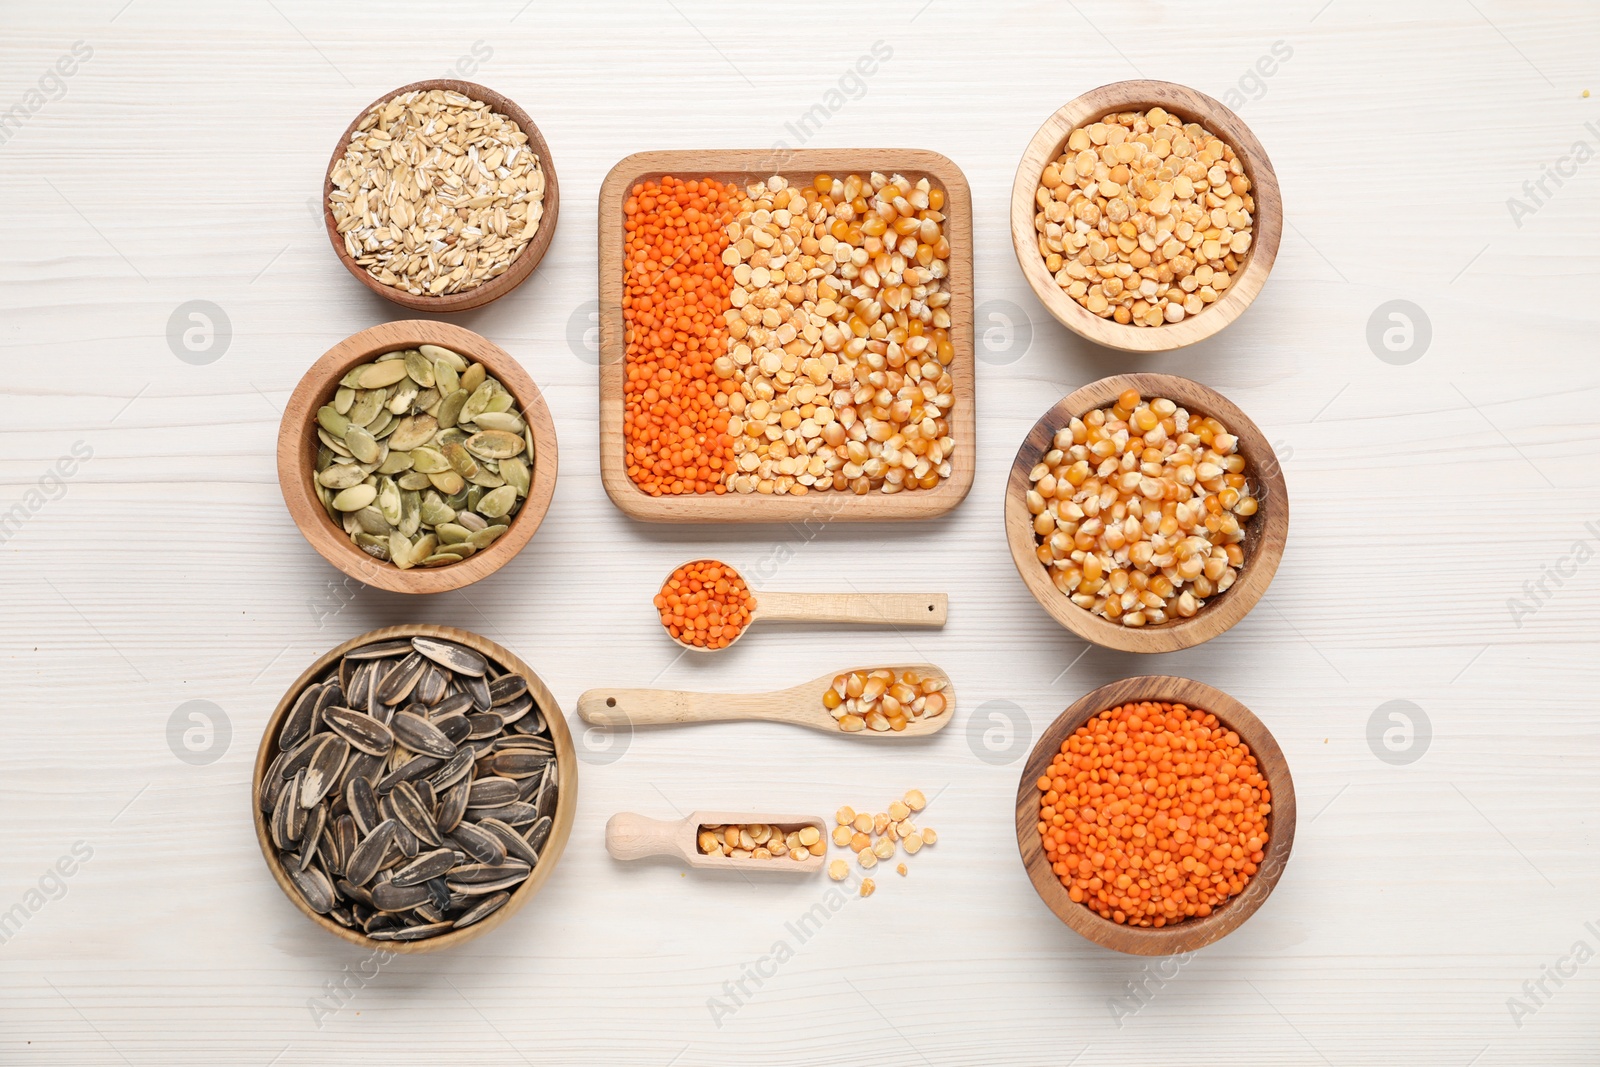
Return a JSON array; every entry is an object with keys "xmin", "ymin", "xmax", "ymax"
[
  {"xmin": 1014, "ymin": 675, "xmax": 1296, "ymax": 956},
  {"xmin": 1005, "ymin": 373, "xmax": 1287, "ymax": 653},
  {"xmin": 596, "ymin": 148, "xmax": 976, "ymax": 523},
  {"xmin": 322, "ymin": 78, "xmax": 560, "ymax": 313},
  {"xmin": 276, "ymin": 320, "xmax": 559, "ymax": 595},
  {"xmin": 1009, "ymin": 79, "xmax": 1282, "ymax": 353},
  {"xmin": 250, "ymin": 624, "xmax": 579, "ymax": 954}
]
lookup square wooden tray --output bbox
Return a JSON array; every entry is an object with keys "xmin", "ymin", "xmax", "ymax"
[{"xmin": 597, "ymin": 149, "xmax": 975, "ymax": 524}]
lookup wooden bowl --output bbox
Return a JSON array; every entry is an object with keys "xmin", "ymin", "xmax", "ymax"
[
  {"xmin": 322, "ymin": 79, "xmax": 559, "ymax": 313},
  {"xmin": 596, "ymin": 148, "xmax": 975, "ymax": 523},
  {"xmin": 1015, "ymin": 676, "xmax": 1295, "ymax": 955},
  {"xmin": 1010, "ymin": 80, "xmax": 1282, "ymax": 353},
  {"xmin": 277, "ymin": 320, "xmax": 558, "ymax": 595},
  {"xmin": 1006, "ymin": 373, "xmax": 1287, "ymax": 653},
  {"xmin": 251, "ymin": 625, "xmax": 578, "ymax": 953}
]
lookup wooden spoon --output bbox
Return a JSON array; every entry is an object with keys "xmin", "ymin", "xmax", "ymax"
[
  {"xmin": 657, "ymin": 559, "xmax": 947, "ymax": 652},
  {"xmin": 605, "ymin": 811, "xmax": 826, "ymax": 874},
  {"xmin": 578, "ymin": 664, "xmax": 955, "ymax": 739}
]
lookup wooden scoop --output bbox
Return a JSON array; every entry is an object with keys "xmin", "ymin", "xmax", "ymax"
[
  {"xmin": 578, "ymin": 664, "xmax": 955, "ymax": 739},
  {"xmin": 657, "ymin": 559, "xmax": 947, "ymax": 652},
  {"xmin": 605, "ymin": 811, "xmax": 827, "ymax": 874}
]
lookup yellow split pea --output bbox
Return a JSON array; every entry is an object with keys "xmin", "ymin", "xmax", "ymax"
[{"xmin": 1033, "ymin": 108, "xmax": 1254, "ymax": 327}]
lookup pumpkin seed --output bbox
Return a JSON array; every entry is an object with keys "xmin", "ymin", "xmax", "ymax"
[
  {"xmin": 470, "ymin": 411, "xmax": 526, "ymax": 434},
  {"xmin": 348, "ymin": 389, "xmax": 385, "ymax": 428},
  {"xmin": 499, "ymin": 457, "xmax": 531, "ymax": 496},
  {"xmin": 308, "ymin": 346, "xmax": 536, "ymax": 572},
  {"xmin": 421, "ymin": 344, "xmax": 467, "ymax": 371},
  {"xmin": 356, "ymin": 361, "xmax": 410, "ymax": 389},
  {"xmin": 388, "ymin": 380, "xmax": 419, "ymax": 414},
  {"xmin": 403, "ymin": 350, "xmax": 436, "ymax": 388},
  {"xmin": 428, "ymin": 470, "xmax": 466, "ymax": 496},
  {"xmin": 478, "ymin": 486, "xmax": 517, "ymax": 519},
  {"xmin": 318, "ymin": 463, "xmax": 367, "ymax": 490},
  {"xmin": 442, "ymin": 442, "xmax": 479, "ymax": 479},
  {"xmin": 388, "ymin": 414, "xmax": 438, "ymax": 452},
  {"xmin": 317, "ymin": 406, "xmax": 349, "ymax": 437}
]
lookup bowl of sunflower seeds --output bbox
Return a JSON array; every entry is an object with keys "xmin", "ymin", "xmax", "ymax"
[
  {"xmin": 278, "ymin": 320, "xmax": 558, "ymax": 594},
  {"xmin": 252, "ymin": 625, "xmax": 577, "ymax": 951}
]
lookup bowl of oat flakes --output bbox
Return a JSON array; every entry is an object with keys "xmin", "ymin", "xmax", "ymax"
[
  {"xmin": 1010, "ymin": 80, "xmax": 1281, "ymax": 353},
  {"xmin": 323, "ymin": 79, "xmax": 559, "ymax": 312}
]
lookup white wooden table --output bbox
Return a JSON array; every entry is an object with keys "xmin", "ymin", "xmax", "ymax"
[{"xmin": 3, "ymin": 2, "xmax": 1597, "ymax": 1062}]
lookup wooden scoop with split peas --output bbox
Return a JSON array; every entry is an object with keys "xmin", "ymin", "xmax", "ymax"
[
  {"xmin": 579, "ymin": 664, "xmax": 955, "ymax": 738},
  {"xmin": 605, "ymin": 811, "xmax": 827, "ymax": 874},
  {"xmin": 654, "ymin": 558, "xmax": 947, "ymax": 652}
]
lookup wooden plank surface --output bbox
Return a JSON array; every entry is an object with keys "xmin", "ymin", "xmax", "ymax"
[{"xmin": 2, "ymin": 1, "xmax": 1598, "ymax": 1063}]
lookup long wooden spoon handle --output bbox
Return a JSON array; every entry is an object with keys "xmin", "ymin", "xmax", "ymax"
[
  {"xmin": 604, "ymin": 813, "xmax": 686, "ymax": 862},
  {"xmin": 756, "ymin": 591, "xmax": 948, "ymax": 627},
  {"xmin": 577, "ymin": 689, "xmax": 773, "ymax": 727}
]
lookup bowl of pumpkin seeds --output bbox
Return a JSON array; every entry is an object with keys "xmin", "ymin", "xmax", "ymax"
[
  {"xmin": 278, "ymin": 321, "xmax": 558, "ymax": 594},
  {"xmin": 252, "ymin": 625, "xmax": 578, "ymax": 951}
]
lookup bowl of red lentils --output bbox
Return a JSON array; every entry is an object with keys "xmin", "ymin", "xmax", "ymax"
[
  {"xmin": 1010, "ymin": 80, "xmax": 1282, "ymax": 353},
  {"xmin": 1014, "ymin": 676, "xmax": 1296, "ymax": 955},
  {"xmin": 1005, "ymin": 373, "xmax": 1288, "ymax": 654}
]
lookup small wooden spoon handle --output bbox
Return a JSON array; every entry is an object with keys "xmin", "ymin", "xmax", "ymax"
[
  {"xmin": 604, "ymin": 813, "xmax": 687, "ymax": 862},
  {"xmin": 578, "ymin": 690, "xmax": 774, "ymax": 727},
  {"xmin": 755, "ymin": 591, "xmax": 948, "ymax": 627}
]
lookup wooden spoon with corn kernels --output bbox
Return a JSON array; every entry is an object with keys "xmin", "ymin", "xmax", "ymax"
[{"xmin": 577, "ymin": 664, "xmax": 955, "ymax": 739}]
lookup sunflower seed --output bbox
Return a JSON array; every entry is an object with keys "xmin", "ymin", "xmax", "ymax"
[
  {"xmin": 424, "ymin": 747, "xmax": 475, "ymax": 792},
  {"xmin": 411, "ymin": 636, "xmax": 487, "ymax": 677},
  {"xmin": 488, "ymin": 673, "xmax": 528, "ymax": 707},
  {"xmin": 376, "ymin": 753, "xmax": 442, "ymax": 794},
  {"xmin": 346, "ymin": 777, "xmax": 380, "ymax": 835},
  {"xmin": 376, "ymin": 652, "xmax": 427, "ymax": 706},
  {"xmin": 322, "ymin": 706, "xmax": 394, "ymax": 757},
  {"xmin": 431, "ymin": 691, "xmax": 475, "ymax": 719},
  {"xmin": 344, "ymin": 819, "xmax": 396, "ymax": 886},
  {"xmin": 496, "ymin": 694, "xmax": 533, "ymax": 726},
  {"xmin": 466, "ymin": 712, "xmax": 504, "ymax": 740},
  {"xmin": 344, "ymin": 638, "xmax": 413, "ymax": 661},
  {"xmin": 478, "ymin": 819, "xmax": 540, "ymax": 867},
  {"xmin": 271, "ymin": 777, "xmax": 298, "ymax": 850},
  {"xmin": 432, "ymin": 712, "xmax": 471, "ymax": 746},
  {"xmin": 391, "ymin": 848, "xmax": 458, "ymax": 887},
  {"xmin": 390, "ymin": 781, "xmax": 442, "ymax": 847},
  {"xmin": 446, "ymin": 870, "xmax": 527, "ymax": 895},
  {"xmin": 299, "ymin": 805, "xmax": 328, "ymax": 871},
  {"xmin": 300, "ymin": 736, "xmax": 349, "ymax": 808},
  {"xmin": 523, "ymin": 815, "xmax": 553, "ymax": 852},
  {"xmin": 452, "ymin": 892, "xmax": 510, "ymax": 929},
  {"xmin": 467, "ymin": 777, "xmax": 519, "ymax": 808},
  {"xmin": 490, "ymin": 752, "xmax": 548, "ymax": 780},
  {"xmin": 371, "ymin": 880, "xmax": 430, "ymax": 911},
  {"xmin": 392, "ymin": 709, "xmax": 456, "ymax": 759},
  {"xmin": 414, "ymin": 663, "xmax": 448, "ymax": 706},
  {"xmin": 279, "ymin": 683, "xmax": 323, "ymax": 749},
  {"xmin": 288, "ymin": 863, "xmax": 336, "ymax": 914},
  {"xmin": 448, "ymin": 822, "xmax": 506, "ymax": 866},
  {"xmin": 437, "ymin": 780, "xmax": 470, "ymax": 835},
  {"xmin": 472, "ymin": 800, "xmax": 537, "ymax": 826},
  {"xmin": 331, "ymin": 816, "xmax": 359, "ymax": 878}
]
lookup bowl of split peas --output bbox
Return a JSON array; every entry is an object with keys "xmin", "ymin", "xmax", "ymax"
[
  {"xmin": 1010, "ymin": 79, "xmax": 1282, "ymax": 353},
  {"xmin": 1014, "ymin": 676, "xmax": 1296, "ymax": 955}
]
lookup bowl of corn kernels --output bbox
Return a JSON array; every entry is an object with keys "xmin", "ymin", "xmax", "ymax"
[
  {"xmin": 1005, "ymin": 373, "xmax": 1288, "ymax": 654},
  {"xmin": 1010, "ymin": 80, "xmax": 1282, "ymax": 353}
]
